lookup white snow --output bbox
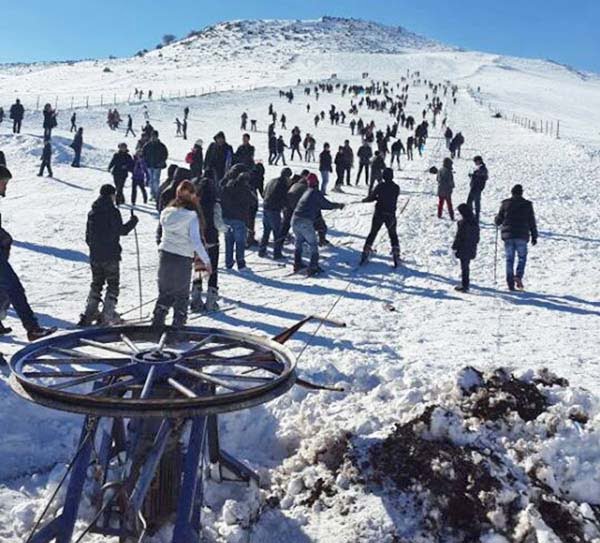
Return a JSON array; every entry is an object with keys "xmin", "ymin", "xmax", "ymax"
[{"xmin": 0, "ymin": 16, "xmax": 599, "ymax": 543}]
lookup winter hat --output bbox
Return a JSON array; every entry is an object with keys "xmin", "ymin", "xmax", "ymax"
[
  {"xmin": 100, "ymin": 184, "xmax": 116, "ymax": 196},
  {"xmin": 473, "ymin": 155, "xmax": 483, "ymax": 164},
  {"xmin": 118, "ymin": 142, "xmax": 128, "ymax": 150},
  {"xmin": 214, "ymin": 131, "xmax": 226, "ymax": 141},
  {"xmin": 443, "ymin": 157, "xmax": 453, "ymax": 168},
  {"xmin": 281, "ymin": 167, "xmax": 292, "ymax": 178},
  {"xmin": 382, "ymin": 168, "xmax": 394, "ymax": 182},
  {"xmin": 195, "ymin": 139, "xmax": 203, "ymax": 147},
  {"xmin": 511, "ymin": 184, "xmax": 523, "ymax": 196},
  {"xmin": 457, "ymin": 203, "xmax": 472, "ymax": 217},
  {"xmin": 0, "ymin": 165, "xmax": 12, "ymax": 181},
  {"xmin": 306, "ymin": 173, "xmax": 319, "ymax": 188}
]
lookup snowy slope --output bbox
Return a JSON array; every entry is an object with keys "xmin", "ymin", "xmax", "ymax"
[{"xmin": 0, "ymin": 17, "xmax": 599, "ymax": 543}]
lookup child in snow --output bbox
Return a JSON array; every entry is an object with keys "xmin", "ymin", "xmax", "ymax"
[{"xmin": 452, "ymin": 204, "xmax": 480, "ymax": 292}]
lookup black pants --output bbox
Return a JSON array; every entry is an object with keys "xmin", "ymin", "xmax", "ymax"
[
  {"xmin": 467, "ymin": 190, "xmax": 481, "ymax": 221},
  {"xmin": 290, "ymin": 147, "xmax": 302, "ymax": 161},
  {"xmin": 268, "ymin": 150, "xmax": 276, "ymax": 164},
  {"xmin": 39, "ymin": 161, "xmax": 53, "ymax": 177},
  {"xmin": 125, "ymin": 127, "xmax": 136, "ymax": 137},
  {"xmin": 13, "ymin": 119, "xmax": 22, "ymax": 133},
  {"xmin": 460, "ymin": 258, "xmax": 471, "ymax": 289},
  {"xmin": 0, "ymin": 251, "xmax": 38, "ymax": 331},
  {"xmin": 131, "ymin": 178, "xmax": 148, "ymax": 205},
  {"xmin": 154, "ymin": 251, "xmax": 193, "ymax": 327},
  {"xmin": 407, "ymin": 148, "xmax": 413, "ymax": 160},
  {"xmin": 247, "ymin": 202, "xmax": 258, "ymax": 243},
  {"xmin": 90, "ymin": 260, "xmax": 120, "ymax": 303},
  {"xmin": 364, "ymin": 211, "xmax": 399, "ymax": 251},
  {"xmin": 113, "ymin": 175, "xmax": 127, "ymax": 205},
  {"xmin": 356, "ymin": 163, "xmax": 369, "ymax": 185},
  {"xmin": 344, "ymin": 167, "xmax": 352, "ymax": 185}
]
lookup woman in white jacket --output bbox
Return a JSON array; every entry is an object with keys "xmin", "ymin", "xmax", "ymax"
[{"xmin": 152, "ymin": 180, "xmax": 212, "ymax": 328}]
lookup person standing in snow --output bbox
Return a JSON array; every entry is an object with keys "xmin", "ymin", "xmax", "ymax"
[
  {"xmin": 78, "ymin": 184, "xmax": 138, "ymax": 326},
  {"xmin": 452, "ymin": 203, "xmax": 480, "ymax": 292},
  {"xmin": 153, "ymin": 180, "xmax": 211, "ymax": 328},
  {"xmin": 259, "ymin": 168, "xmax": 290, "ymax": 260},
  {"xmin": 9, "ymin": 99, "xmax": 24, "ymax": 134},
  {"xmin": 204, "ymin": 131, "xmax": 234, "ymax": 183},
  {"xmin": 406, "ymin": 135, "xmax": 414, "ymax": 161},
  {"xmin": 319, "ymin": 143, "xmax": 333, "ymax": 195},
  {"xmin": 494, "ymin": 184, "xmax": 538, "ymax": 291},
  {"xmin": 292, "ymin": 173, "xmax": 344, "ymax": 275},
  {"xmin": 240, "ymin": 111, "xmax": 248, "ymax": 131},
  {"xmin": 268, "ymin": 133, "xmax": 277, "ymax": 165},
  {"xmin": 341, "ymin": 140, "xmax": 354, "ymax": 186},
  {"xmin": 142, "ymin": 131, "xmax": 169, "ymax": 200},
  {"xmin": 108, "ymin": 143, "xmax": 134, "ymax": 206},
  {"xmin": 70, "ymin": 127, "xmax": 83, "ymax": 168},
  {"xmin": 233, "ymin": 133, "xmax": 255, "ymax": 169},
  {"xmin": 125, "ymin": 114, "xmax": 136, "ymax": 138},
  {"xmin": 360, "ymin": 168, "xmax": 400, "ymax": 267},
  {"xmin": 0, "ymin": 165, "xmax": 56, "ymax": 340},
  {"xmin": 131, "ymin": 150, "xmax": 149, "ymax": 205},
  {"xmin": 42, "ymin": 104, "xmax": 58, "ymax": 139},
  {"xmin": 38, "ymin": 138, "xmax": 53, "ymax": 178},
  {"xmin": 450, "ymin": 132, "xmax": 464, "ymax": 159},
  {"xmin": 390, "ymin": 139, "xmax": 405, "ymax": 170},
  {"xmin": 466, "ymin": 155, "xmax": 488, "ymax": 222},
  {"xmin": 356, "ymin": 141, "xmax": 372, "ymax": 186},
  {"xmin": 436, "ymin": 158, "xmax": 455, "ymax": 220},
  {"xmin": 185, "ymin": 139, "xmax": 204, "ymax": 179},
  {"xmin": 274, "ymin": 136, "xmax": 287, "ymax": 165},
  {"xmin": 70, "ymin": 112, "xmax": 77, "ymax": 132},
  {"xmin": 444, "ymin": 126, "xmax": 453, "ymax": 149}
]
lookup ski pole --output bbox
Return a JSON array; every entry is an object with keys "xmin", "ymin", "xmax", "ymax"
[
  {"xmin": 131, "ymin": 210, "xmax": 143, "ymax": 320},
  {"xmin": 494, "ymin": 226, "xmax": 499, "ymax": 286}
]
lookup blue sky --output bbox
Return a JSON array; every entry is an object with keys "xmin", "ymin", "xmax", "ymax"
[{"xmin": 1, "ymin": 0, "xmax": 598, "ymax": 73}]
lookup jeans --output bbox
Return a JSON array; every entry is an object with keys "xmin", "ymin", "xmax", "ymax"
[
  {"xmin": 38, "ymin": 161, "xmax": 53, "ymax": 177},
  {"xmin": 292, "ymin": 217, "xmax": 319, "ymax": 269},
  {"xmin": 0, "ymin": 251, "xmax": 38, "ymax": 331},
  {"xmin": 72, "ymin": 148, "xmax": 81, "ymax": 167},
  {"xmin": 320, "ymin": 170, "xmax": 330, "ymax": 195},
  {"xmin": 467, "ymin": 190, "xmax": 481, "ymax": 221},
  {"xmin": 504, "ymin": 238, "xmax": 528, "ymax": 282},
  {"xmin": 260, "ymin": 209, "xmax": 283, "ymax": 257},
  {"xmin": 113, "ymin": 175, "xmax": 127, "ymax": 205},
  {"xmin": 148, "ymin": 168, "xmax": 162, "ymax": 200},
  {"xmin": 224, "ymin": 219, "xmax": 246, "ymax": 268}
]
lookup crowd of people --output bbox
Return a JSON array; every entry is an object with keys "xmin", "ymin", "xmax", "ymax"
[{"xmin": 0, "ymin": 73, "xmax": 539, "ymax": 338}]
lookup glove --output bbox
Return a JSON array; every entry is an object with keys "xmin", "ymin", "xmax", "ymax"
[
  {"xmin": 130, "ymin": 215, "xmax": 139, "ymax": 227},
  {"xmin": 531, "ymin": 238, "xmax": 537, "ymax": 246}
]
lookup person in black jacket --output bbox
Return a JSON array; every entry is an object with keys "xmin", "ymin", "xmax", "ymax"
[
  {"xmin": 466, "ymin": 155, "xmax": 488, "ymax": 222},
  {"xmin": 246, "ymin": 162, "xmax": 265, "ymax": 247},
  {"xmin": 452, "ymin": 203, "xmax": 480, "ymax": 292},
  {"xmin": 268, "ymin": 134, "xmax": 277, "ymax": 165},
  {"xmin": 70, "ymin": 128, "xmax": 83, "ymax": 167},
  {"xmin": 221, "ymin": 172, "xmax": 256, "ymax": 270},
  {"xmin": 38, "ymin": 138, "xmax": 53, "ymax": 177},
  {"xmin": 142, "ymin": 131, "xmax": 169, "ymax": 200},
  {"xmin": 204, "ymin": 131, "xmax": 233, "ymax": 182},
  {"xmin": 318, "ymin": 143, "xmax": 333, "ymax": 195},
  {"xmin": 108, "ymin": 143, "xmax": 134, "ymax": 205},
  {"xmin": 274, "ymin": 136, "xmax": 287, "ymax": 165},
  {"xmin": 495, "ymin": 184, "xmax": 538, "ymax": 291},
  {"xmin": 233, "ymin": 133, "xmax": 255, "ymax": 168},
  {"xmin": 356, "ymin": 142, "xmax": 372, "ymax": 186},
  {"xmin": 360, "ymin": 168, "xmax": 401, "ymax": 267},
  {"xmin": 70, "ymin": 112, "xmax": 77, "ymax": 132},
  {"xmin": 0, "ymin": 150, "xmax": 6, "ymax": 167},
  {"xmin": 125, "ymin": 114, "xmax": 136, "ymax": 137},
  {"xmin": 260, "ymin": 168, "xmax": 291, "ymax": 259},
  {"xmin": 449, "ymin": 132, "xmax": 464, "ymax": 159},
  {"xmin": 42, "ymin": 104, "xmax": 57, "ymax": 139},
  {"xmin": 78, "ymin": 184, "xmax": 138, "ymax": 326},
  {"xmin": 9, "ymin": 99, "xmax": 24, "ymax": 134}
]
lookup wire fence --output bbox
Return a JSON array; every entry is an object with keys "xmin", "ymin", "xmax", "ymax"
[{"xmin": 467, "ymin": 87, "xmax": 561, "ymax": 139}]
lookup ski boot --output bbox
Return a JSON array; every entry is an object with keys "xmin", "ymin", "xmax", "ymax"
[
  {"xmin": 360, "ymin": 245, "xmax": 372, "ymax": 266},
  {"xmin": 99, "ymin": 295, "xmax": 123, "ymax": 326},
  {"xmin": 190, "ymin": 279, "xmax": 205, "ymax": 313},
  {"xmin": 27, "ymin": 326, "xmax": 57, "ymax": 342},
  {"xmin": 205, "ymin": 287, "xmax": 220, "ymax": 312},
  {"xmin": 392, "ymin": 246, "xmax": 401, "ymax": 268}
]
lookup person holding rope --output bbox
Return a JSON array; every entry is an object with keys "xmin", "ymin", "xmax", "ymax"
[
  {"xmin": 259, "ymin": 168, "xmax": 291, "ymax": 260},
  {"xmin": 78, "ymin": 184, "xmax": 138, "ymax": 326},
  {"xmin": 153, "ymin": 180, "xmax": 211, "ymax": 328},
  {"xmin": 360, "ymin": 168, "xmax": 401, "ymax": 267}
]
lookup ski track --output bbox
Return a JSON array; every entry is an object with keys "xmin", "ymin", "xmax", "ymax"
[{"xmin": 0, "ymin": 66, "xmax": 599, "ymax": 542}]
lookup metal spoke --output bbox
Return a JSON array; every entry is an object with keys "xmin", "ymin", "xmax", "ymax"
[
  {"xmin": 167, "ymin": 377, "xmax": 197, "ymax": 398},
  {"xmin": 156, "ymin": 332, "xmax": 168, "ymax": 353},
  {"xmin": 174, "ymin": 364, "xmax": 242, "ymax": 392},
  {"xmin": 180, "ymin": 334, "xmax": 216, "ymax": 356},
  {"xmin": 120, "ymin": 334, "xmax": 140, "ymax": 354},
  {"xmin": 49, "ymin": 347, "xmax": 98, "ymax": 360},
  {"xmin": 204, "ymin": 372, "xmax": 274, "ymax": 383},
  {"xmin": 29, "ymin": 357, "xmax": 133, "ymax": 367},
  {"xmin": 79, "ymin": 339, "xmax": 133, "ymax": 356},
  {"xmin": 140, "ymin": 366, "xmax": 157, "ymax": 400},
  {"xmin": 49, "ymin": 364, "xmax": 137, "ymax": 391},
  {"xmin": 89, "ymin": 377, "xmax": 141, "ymax": 396}
]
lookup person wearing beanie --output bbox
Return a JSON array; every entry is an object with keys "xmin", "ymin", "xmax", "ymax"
[
  {"xmin": 0, "ymin": 166, "xmax": 56, "ymax": 340},
  {"xmin": 495, "ymin": 184, "xmax": 538, "ymax": 291},
  {"xmin": 436, "ymin": 157, "xmax": 455, "ymax": 220},
  {"xmin": 260, "ymin": 168, "xmax": 293, "ymax": 259},
  {"xmin": 108, "ymin": 143, "xmax": 134, "ymax": 205},
  {"xmin": 360, "ymin": 168, "xmax": 401, "ymax": 267},
  {"xmin": 452, "ymin": 203, "xmax": 480, "ymax": 292},
  {"xmin": 78, "ymin": 184, "xmax": 138, "ymax": 326},
  {"xmin": 467, "ymin": 155, "xmax": 489, "ymax": 222},
  {"xmin": 153, "ymin": 180, "xmax": 211, "ymax": 328},
  {"xmin": 292, "ymin": 173, "xmax": 344, "ymax": 275}
]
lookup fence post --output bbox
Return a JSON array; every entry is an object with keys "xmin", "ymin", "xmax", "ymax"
[
  {"xmin": 86, "ymin": 96, "xmax": 89, "ymax": 109},
  {"xmin": 36, "ymin": 96, "xmax": 40, "ymax": 111},
  {"xmin": 556, "ymin": 120, "xmax": 560, "ymax": 139}
]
